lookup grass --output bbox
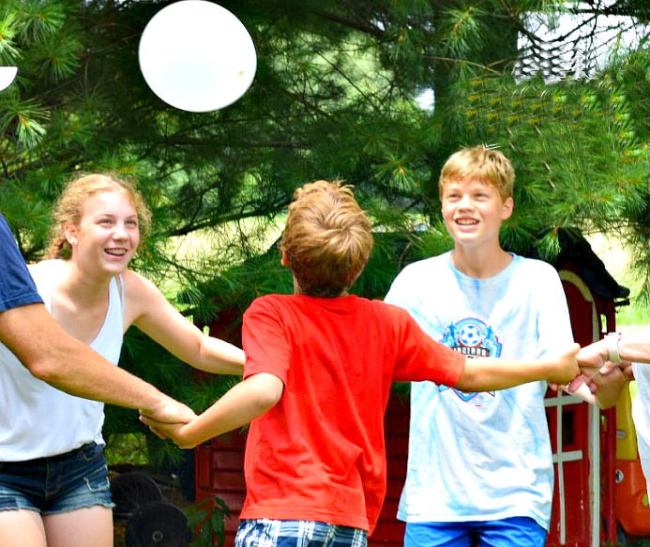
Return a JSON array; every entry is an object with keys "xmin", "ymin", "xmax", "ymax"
[{"xmin": 618, "ymin": 298, "xmax": 650, "ymax": 328}]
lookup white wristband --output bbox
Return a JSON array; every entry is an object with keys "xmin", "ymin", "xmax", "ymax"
[{"xmin": 605, "ymin": 332, "xmax": 621, "ymax": 363}]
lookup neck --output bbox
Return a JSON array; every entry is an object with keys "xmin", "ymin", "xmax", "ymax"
[
  {"xmin": 292, "ymin": 278, "xmax": 348, "ymax": 297},
  {"xmin": 450, "ymin": 245, "xmax": 512, "ymax": 279},
  {"xmin": 56, "ymin": 259, "xmax": 113, "ymax": 304}
]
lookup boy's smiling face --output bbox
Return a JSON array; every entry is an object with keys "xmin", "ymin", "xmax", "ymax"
[{"xmin": 441, "ymin": 178, "xmax": 513, "ymax": 250}]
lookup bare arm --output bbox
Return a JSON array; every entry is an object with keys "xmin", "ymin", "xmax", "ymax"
[
  {"xmin": 127, "ymin": 272, "xmax": 245, "ymax": 375},
  {"xmin": 142, "ymin": 373, "xmax": 284, "ymax": 448},
  {"xmin": 578, "ymin": 336, "xmax": 650, "ymax": 367},
  {"xmin": 619, "ymin": 339, "xmax": 650, "ymax": 364},
  {"xmin": 571, "ymin": 334, "xmax": 650, "ymax": 409},
  {"xmin": 455, "ymin": 343, "xmax": 580, "ymax": 391},
  {"xmin": 0, "ymin": 303, "xmax": 194, "ymax": 423}
]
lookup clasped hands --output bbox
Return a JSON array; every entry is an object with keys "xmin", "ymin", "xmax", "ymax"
[
  {"xmin": 569, "ymin": 341, "xmax": 633, "ymax": 396},
  {"xmin": 138, "ymin": 406, "xmax": 198, "ymax": 449}
]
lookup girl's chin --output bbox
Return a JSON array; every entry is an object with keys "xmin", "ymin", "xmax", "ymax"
[{"xmin": 101, "ymin": 257, "xmax": 132, "ymax": 271}]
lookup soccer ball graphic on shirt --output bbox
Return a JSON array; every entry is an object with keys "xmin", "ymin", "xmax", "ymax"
[
  {"xmin": 438, "ymin": 317, "xmax": 502, "ymax": 402},
  {"xmin": 458, "ymin": 323, "xmax": 482, "ymax": 347}
]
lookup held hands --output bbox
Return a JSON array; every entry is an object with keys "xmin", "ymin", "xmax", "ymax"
[
  {"xmin": 546, "ymin": 343, "xmax": 581, "ymax": 385},
  {"xmin": 140, "ymin": 396, "xmax": 196, "ymax": 425},
  {"xmin": 561, "ymin": 342, "xmax": 606, "ymax": 395},
  {"xmin": 560, "ymin": 341, "xmax": 633, "ymax": 408},
  {"xmin": 576, "ymin": 339, "xmax": 609, "ymax": 369},
  {"xmin": 139, "ymin": 396, "xmax": 197, "ymax": 449},
  {"xmin": 569, "ymin": 358, "xmax": 633, "ymax": 396},
  {"xmin": 139, "ymin": 413, "xmax": 198, "ymax": 449},
  {"xmin": 574, "ymin": 339, "xmax": 634, "ymax": 392},
  {"xmin": 555, "ymin": 339, "xmax": 626, "ymax": 390}
]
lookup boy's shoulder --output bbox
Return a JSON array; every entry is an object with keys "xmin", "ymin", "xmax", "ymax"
[
  {"xmin": 394, "ymin": 252, "xmax": 450, "ymax": 280},
  {"xmin": 386, "ymin": 253, "xmax": 451, "ymax": 303},
  {"xmin": 511, "ymin": 254, "xmax": 560, "ymax": 279},
  {"xmin": 499, "ymin": 255, "xmax": 564, "ymax": 296},
  {"xmin": 247, "ymin": 293, "xmax": 376, "ymax": 313},
  {"xmin": 246, "ymin": 293, "xmax": 294, "ymax": 313},
  {"xmin": 247, "ymin": 292, "xmax": 401, "ymax": 319}
]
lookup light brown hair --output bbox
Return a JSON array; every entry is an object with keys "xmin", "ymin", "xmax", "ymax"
[
  {"xmin": 47, "ymin": 173, "xmax": 152, "ymax": 259},
  {"xmin": 439, "ymin": 145, "xmax": 515, "ymax": 201},
  {"xmin": 280, "ymin": 180, "xmax": 373, "ymax": 297}
]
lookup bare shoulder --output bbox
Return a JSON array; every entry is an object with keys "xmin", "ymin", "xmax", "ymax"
[
  {"xmin": 122, "ymin": 270, "xmax": 163, "ymax": 319},
  {"xmin": 123, "ymin": 269, "xmax": 157, "ymax": 291}
]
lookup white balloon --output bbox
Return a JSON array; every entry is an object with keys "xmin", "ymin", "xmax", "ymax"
[
  {"xmin": 139, "ymin": 0, "xmax": 256, "ymax": 112},
  {"xmin": 0, "ymin": 67, "xmax": 18, "ymax": 92}
]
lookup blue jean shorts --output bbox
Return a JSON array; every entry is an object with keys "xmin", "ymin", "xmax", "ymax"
[
  {"xmin": 0, "ymin": 442, "xmax": 114, "ymax": 515},
  {"xmin": 235, "ymin": 519, "xmax": 368, "ymax": 547}
]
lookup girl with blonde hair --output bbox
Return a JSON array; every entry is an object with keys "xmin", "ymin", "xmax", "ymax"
[{"xmin": 0, "ymin": 173, "xmax": 244, "ymax": 547}]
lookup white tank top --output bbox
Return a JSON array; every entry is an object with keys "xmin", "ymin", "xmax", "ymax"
[{"xmin": 0, "ymin": 260, "xmax": 124, "ymax": 460}]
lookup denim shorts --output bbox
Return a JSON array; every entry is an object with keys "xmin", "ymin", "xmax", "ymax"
[
  {"xmin": 235, "ymin": 519, "xmax": 367, "ymax": 547},
  {"xmin": 0, "ymin": 442, "xmax": 114, "ymax": 515}
]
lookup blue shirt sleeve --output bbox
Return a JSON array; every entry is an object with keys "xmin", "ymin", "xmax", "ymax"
[{"xmin": 0, "ymin": 214, "xmax": 43, "ymax": 312}]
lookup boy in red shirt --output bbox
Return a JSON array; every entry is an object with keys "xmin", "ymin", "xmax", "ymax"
[{"xmin": 143, "ymin": 180, "xmax": 581, "ymax": 546}]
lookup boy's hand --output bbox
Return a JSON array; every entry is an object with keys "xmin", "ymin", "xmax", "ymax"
[
  {"xmin": 577, "ymin": 341, "xmax": 633, "ymax": 386},
  {"xmin": 577, "ymin": 340, "xmax": 608, "ymax": 369},
  {"xmin": 139, "ymin": 414, "xmax": 198, "ymax": 449},
  {"xmin": 546, "ymin": 343, "xmax": 580, "ymax": 385}
]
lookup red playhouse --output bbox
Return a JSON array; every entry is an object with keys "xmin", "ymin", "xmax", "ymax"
[{"xmin": 194, "ymin": 230, "xmax": 650, "ymax": 546}]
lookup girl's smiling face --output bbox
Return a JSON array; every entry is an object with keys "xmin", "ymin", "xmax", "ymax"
[{"xmin": 66, "ymin": 190, "xmax": 140, "ymax": 275}]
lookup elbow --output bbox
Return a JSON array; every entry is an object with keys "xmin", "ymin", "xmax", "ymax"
[
  {"xmin": 253, "ymin": 387, "xmax": 283, "ymax": 414},
  {"xmin": 250, "ymin": 374, "xmax": 283, "ymax": 415},
  {"xmin": 454, "ymin": 368, "xmax": 482, "ymax": 392},
  {"xmin": 25, "ymin": 357, "xmax": 62, "ymax": 384},
  {"xmin": 452, "ymin": 357, "xmax": 478, "ymax": 392},
  {"xmin": 23, "ymin": 338, "xmax": 80, "ymax": 384},
  {"xmin": 21, "ymin": 341, "xmax": 79, "ymax": 386}
]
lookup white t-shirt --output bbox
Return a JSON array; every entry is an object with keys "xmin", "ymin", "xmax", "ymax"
[
  {"xmin": 0, "ymin": 260, "xmax": 124, "ymax": 460},
  {"xmin": 385, "ymin": 252, "xmax": 574, "ymax": 530},
  {"xmin": 633, "ymin": 349, "xmax": 650, "ymax": 496}
]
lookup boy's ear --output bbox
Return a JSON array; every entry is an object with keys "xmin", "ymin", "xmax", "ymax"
[
  {"xmin": 280, "ymin": 249, "xmax": 289, "ymax": 266},
  {"xmin": 347, "ymin": 268, "xmax": 362, "ymax": 289},
  {"xmin": 500, "ymin": 196, "xmax": 514, "ymax": 220}
]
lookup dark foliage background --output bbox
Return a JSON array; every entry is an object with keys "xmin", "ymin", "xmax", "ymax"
[{"xmin": 1, "ymin": 0, "xmax": 648, "ymax": 462}]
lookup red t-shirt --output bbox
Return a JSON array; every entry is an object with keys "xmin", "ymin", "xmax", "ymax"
[{"xmin": 240, "ymin": 294, "xmax": 464, "ymax": 532}]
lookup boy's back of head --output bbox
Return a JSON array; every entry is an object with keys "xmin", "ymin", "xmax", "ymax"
[
  {"xmin": 281, "ymin": 180, "xmax": 373, "ymax": 297},
  {"xmin": 439, "ymin": 145, "xmax": 515, "ymax": 201}
]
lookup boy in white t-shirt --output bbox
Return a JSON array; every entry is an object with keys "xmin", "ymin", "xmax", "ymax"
[{"xmin": 385, "ymin": 145, "xmax": 625, "ymax": 546}]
